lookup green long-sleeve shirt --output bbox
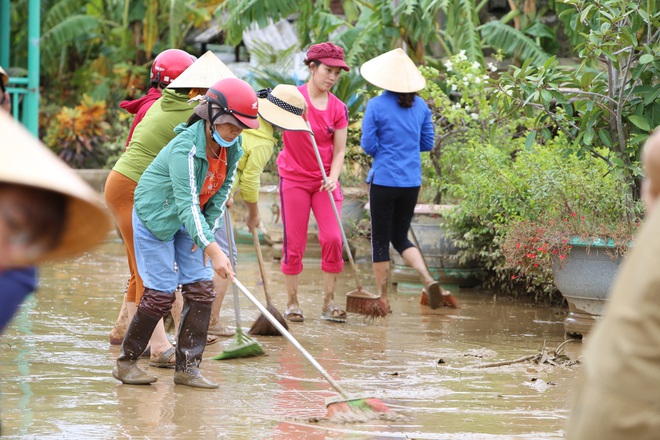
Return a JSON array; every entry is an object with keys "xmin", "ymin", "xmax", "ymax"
[
  {"xmin": 113, "ymin": 88, "xmax": 196, "ymax": 182},
  {"xmin": 134, "ymin": 120, "xmax": 243, "ymax": 250}
]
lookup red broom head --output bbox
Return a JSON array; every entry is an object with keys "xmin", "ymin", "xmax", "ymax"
[
  {"xmin": 325, "ymin": 397, "xmax": 392, "ymax": 422},
  {"xmin": 346, "ymin": 295, "xmax": 389, "ymax": 317}
]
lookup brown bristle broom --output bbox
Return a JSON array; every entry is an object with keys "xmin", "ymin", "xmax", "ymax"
[
  {"xmin": 234, "ymin": 277, "xmax": 394, "ymax": 421},
  {"xmin": 248, "ymin": 228, "xmax": 289, "ymax": 336},
  {"xmin": 306, "ymin": 125, "xmax": 389, "ymax": 318}
]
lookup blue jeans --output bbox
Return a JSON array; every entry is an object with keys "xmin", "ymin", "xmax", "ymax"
[
  {"xmin": 213, "ymin": 217, "xmax": 237, "ymax": 266},
  {"xmin": 132, "ymin": 209, "xmax": 213, "ymax": 293}
]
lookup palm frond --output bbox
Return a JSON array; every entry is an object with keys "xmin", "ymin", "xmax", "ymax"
[
  {"xmin": 480, "ymin": 20, "xmax": 551, "ymax": 65},
  {"xmin": 215, "ymin": 0, "xmax": 302, "ymax": 47}
]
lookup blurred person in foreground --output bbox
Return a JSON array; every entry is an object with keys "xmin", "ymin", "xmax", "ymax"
[
  {"xmin": 0, "ymin": 66, "xmax": 9, "ymax": 113},
  {"xmin": 566, "ymin": 127, "xmax": 660, "ymax": 439},
  {"xmin": 0, "ymin": 94, "xmax": 110, "ymax": 334}
]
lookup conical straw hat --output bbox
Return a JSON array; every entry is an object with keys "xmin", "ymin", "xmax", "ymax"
[
  {"xmin": 167, "ymin": 50, "xmax": 236, "ymax": 89},
  {"xmin": 0, "ymin": 110, "xmax": 111, "ymax": 265},
  {"xmin": 360, "ymin": 48, "xmax": 426, "ymax": 93}
]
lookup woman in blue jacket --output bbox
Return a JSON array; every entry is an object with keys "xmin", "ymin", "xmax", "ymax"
[
  {"xmin": 112, "ymin": 78, "xmax": 259, "ymax": 389},
  {"xmin": 360, "ymin": 48, "xmax": 442, "ymax": 312}
]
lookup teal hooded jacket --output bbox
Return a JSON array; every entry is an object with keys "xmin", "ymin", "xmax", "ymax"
[{"xmin": 134, "ymin": 120, "xmax": 243, "ymax": 250}]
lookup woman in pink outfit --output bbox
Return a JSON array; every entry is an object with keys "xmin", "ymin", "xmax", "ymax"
[{"xmin": 276, "ymin": 42, "xmax": 350, "ymax": 323}]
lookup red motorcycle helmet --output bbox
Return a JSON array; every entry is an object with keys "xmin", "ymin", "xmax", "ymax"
[
  {"xmin": 150, "ymin": 49, "xmax": 196, "ymax": 86},
  {"xmin": 204, "ymin": 78, "xmax": 259, "ymax": 129}
]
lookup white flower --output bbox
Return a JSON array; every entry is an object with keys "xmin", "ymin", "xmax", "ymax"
[
  {"xmin": 452, "ymin": 102, "xmax": 461, "ymax": 109},
  {"xmin": 458, "ymin": 50, "xmax": 467, "ymax": 61},
  {"xmin": 470, "ymin": 113, "xmax": 479, "ymax": 120},
  {"xmin": 451, "ymin": 84, "xmax": 458, "ymax": 91},
  {"xmin": 475, "ymin": 77, "xmax": 481, "ymax": 84},
  {"xmin": 488, "ymin": 62, "xmax": 498, "ymax": 72},
  {"xmin": 472, "ymin": 61, "xmax": 481, "ymax": 70},
  {"xmin": 466, "ymin": 73, "xmax": 473, "ymax": 80},
  {"xmin": 444, "ymin": 60, "xmax": 453, "ymax": 71}
]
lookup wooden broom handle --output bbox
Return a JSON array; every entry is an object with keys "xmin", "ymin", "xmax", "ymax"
[{"xmin": 251, "ymin": 228, "xmax": 273, "ymax": 304}]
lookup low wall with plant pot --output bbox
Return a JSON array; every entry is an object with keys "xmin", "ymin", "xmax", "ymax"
[
  {"xmin": 390, "ymin": 204, "xmax": 486, "ymax": 294},
  {"xmin": 74, "ymin": 169, "xmax": 111, "ymax": 194},
  {"xmin": 552, "ymin": 238, "xmax": 625, "ymax": 338},
  {"xmin": 231, "ymin": 185, "xmax": 369, "ymax": 260}
]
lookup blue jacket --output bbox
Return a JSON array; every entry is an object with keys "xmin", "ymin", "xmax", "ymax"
[
  {"xmin": 134, "ymin": 120, "xmax": 243, "ymax": 251},
  {"xmin": 0, "ymin": 267, "xmax": 37, "ymax": 333},
  {"xmin": 360, "ymin": 91, "xmax": 434, "ymax": 187}
]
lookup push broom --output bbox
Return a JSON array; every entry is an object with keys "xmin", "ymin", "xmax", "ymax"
[
  {"xmin": 212, "ymin": 214, "xmax": 265, "ymax": 360},
  {"xmin": 248, "ymin": 228, "xmax": 289, "ymax": 336},
  {"xmin": 306, "ymin": 125, "xmax": 389, "ymax": 318},
  {"xmin": 234, "ymin": 277, "xmax": 393, "ymax": 421}
]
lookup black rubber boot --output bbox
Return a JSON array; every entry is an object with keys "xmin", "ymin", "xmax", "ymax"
[
  {"xmin": 113, "ymin": 308, "xmax": 160, "ymax": 385},
  {"xmin": 174, "ymin": 281, "xmax": 218, "ymax": 389}
]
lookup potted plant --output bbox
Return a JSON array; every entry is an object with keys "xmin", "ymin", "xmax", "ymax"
[{"xmin": 496, "ymin": 135, "xmax": 641, "ymax": 336}]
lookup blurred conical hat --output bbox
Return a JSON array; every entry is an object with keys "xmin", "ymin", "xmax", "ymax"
[
  {"xmin": 0, "ymin": 65, "xmax": 8, "ymax": 85},
  {"xmin": 360, "ymin": 48, "xmax": 426, "ymax": 93},
  {"xmin": 167, "ymin": 50, "xmax": 236, "ymax": 89},
  {"xmin": 0, "ymin": 110, "xmax": 111, "ymax": 264}
]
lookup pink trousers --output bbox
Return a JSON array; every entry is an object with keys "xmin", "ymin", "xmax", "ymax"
[{"xmin": 279, "ymin": 177, "xmax": 344, "ymax": 275}]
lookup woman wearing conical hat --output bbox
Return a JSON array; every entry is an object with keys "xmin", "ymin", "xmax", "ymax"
[
  {"xmin": 359, "ymin": 48, "xmax": 443, "ymax": 312},
  {"xmin": 0, "ymin": 110, "xmax": 110, "ymax": 332}
]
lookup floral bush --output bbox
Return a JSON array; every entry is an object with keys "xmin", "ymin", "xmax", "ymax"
[
  {"xmin": 43, "ymin": 94, "xmax": 126, "ymax": 169},
  {"xmin": 449, "ymin": 132, "xmax": 642, "ymax": 301}
]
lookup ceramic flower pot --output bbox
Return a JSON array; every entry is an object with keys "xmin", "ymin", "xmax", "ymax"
[
  {"xmin": 551, "ymin": 238, "xmax": 625, "ymax": 338},
  {"xmin": 391, "ymin": 204, "xmax": 485, "ymax": 293}
]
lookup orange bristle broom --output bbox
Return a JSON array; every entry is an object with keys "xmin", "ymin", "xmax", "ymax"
[
  {"xmin": 234, "ymin": 277, "xmax": 393, "ymax": 421},
  {"xmin": 306, "ymin": 125, "xmax": 388, "ymax": 318}
]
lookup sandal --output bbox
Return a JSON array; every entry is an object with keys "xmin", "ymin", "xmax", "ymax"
[
  {"xmin": 148, "ymin": 347, "xmax": 175, "ymax": 368},
  {"xmin": 425, "ymin": 281, "xmax": 443, "ymax": 310},
  {"xmin": 321, "ymin": 303, "xmax": 347, "ymax": 323},
  {"xmin": 206, "ymin": 335, "xmax": 219, "ymax": 346},
  {"xmin": 284, "ymin": 307, "xmax": 304, "ymax": 323},
  {"xmin": 208, "ymin": 323, "xmax": 236, "ymax": 337}
]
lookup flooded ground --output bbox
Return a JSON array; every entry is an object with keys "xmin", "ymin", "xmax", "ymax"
[{"xmin": 0, "ymin": 237, "xmax": 583, "ymax": 439}]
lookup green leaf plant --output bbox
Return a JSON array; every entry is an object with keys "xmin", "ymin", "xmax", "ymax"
[{"xmin": 494, "ymin": 0, "xmax": 660, "ymax": 200}]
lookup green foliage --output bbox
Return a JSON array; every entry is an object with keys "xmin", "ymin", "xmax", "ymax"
[
  {"xmin": 495, "ymin": 0, "xmax": 660, "ymax": 196},
  {"xmin": 480, "ymin": 21, "xmax": 551, "ymax": 65},
  {"xmin": 43, "ymin": 95, "xmax": 125, "ymax": 169},
  {"xmin": 417, "ymin": 51, "xmax": 526, "ymax": 204},
  {"xmin": 445, "ymin": 133, "xmax": 641, "ymax": 300}
]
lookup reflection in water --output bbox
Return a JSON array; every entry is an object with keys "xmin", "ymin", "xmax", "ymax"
[{"xmin": 0, "ymin": 239, "xmax": 582, "ymax": 438}]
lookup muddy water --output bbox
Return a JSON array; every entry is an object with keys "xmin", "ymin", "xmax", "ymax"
[{"xmin": 0, "ymin": 237, "xmax": 583, "ymax": 439}]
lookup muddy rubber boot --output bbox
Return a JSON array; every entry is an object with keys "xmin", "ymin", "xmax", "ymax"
[
  {"xmin": 174, "ymin": 281, "xmax": 218, "ymax": 389},
  {"xmin": 113, "ymin": 308, "xmax": 161, "ymax": 385}
]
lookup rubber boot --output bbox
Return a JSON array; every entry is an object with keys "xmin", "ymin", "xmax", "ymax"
[
  {"xmin": 174, "ymin": 281, "xmax": 218, "ymax": 389},
  {"xmin": 113, "ymin": 308, "xmax": 160, "ymax": 385}
]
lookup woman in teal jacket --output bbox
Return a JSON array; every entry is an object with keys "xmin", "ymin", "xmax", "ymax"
[{"xmin": 112, "ymin": 78, "xmax": 260, "ymax": 389}]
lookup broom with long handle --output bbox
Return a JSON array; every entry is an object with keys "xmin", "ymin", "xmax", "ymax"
[
  {"xmin": 212, "ymin": 213, "xmax": 265, "ymax": 360},
  {"xmin": 408, "ymin": 226, "xmax": 460, "ymax": 309},
  {"xmin": 234, "ymin": 277, "xmax": 392, "ymax": 420},
  {"xmin": 306, "ymin": 124, "xmax": 388, "ymax": 318},
  {"xmin": 248, "ymin": 228, "xmax": 289, "ymax": 336}
]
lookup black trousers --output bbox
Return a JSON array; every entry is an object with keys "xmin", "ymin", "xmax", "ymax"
[{"xmin": 369, "ymin": 183, "xmax": 419, "ymax": 263}]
